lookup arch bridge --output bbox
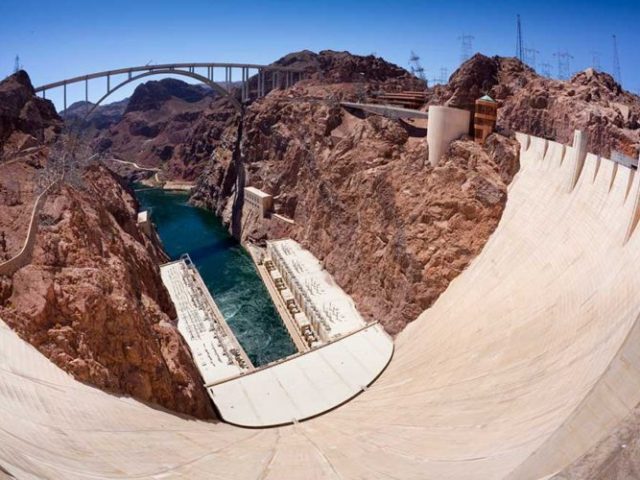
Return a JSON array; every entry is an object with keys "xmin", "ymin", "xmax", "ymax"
[{"xmin": 34, "ymin": 62, "xmax": 307, "ymax": 113}]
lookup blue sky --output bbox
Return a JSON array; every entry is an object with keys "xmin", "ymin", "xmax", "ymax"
[{"xmin": 1, "ymin": 0, "xmax": 638, "ymax": 110}]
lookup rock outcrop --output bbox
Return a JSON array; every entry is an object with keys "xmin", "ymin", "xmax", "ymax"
[
  {"xmin": 0, "ymin": 70, "xmax": 61, "ymax": 160},
  {"xmin": 0, "ymin": 71, "xmax": 213, "ymax": 419},
  {"xmin": 72, "ymin": 78, "xmax": 240, "ymax": 181},
  {"xmin": 63, "ymin": 98, "xmax": 128, "ymax": 135},
  {"xmin": 431, "ymin": 54, "xmax": 640, "ymax": 158},
  {"xmin": 192, "ymin": 51, "xmax": 519, "ymax": 335}
]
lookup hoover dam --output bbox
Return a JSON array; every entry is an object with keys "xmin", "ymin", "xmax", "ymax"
[{"xmin": 3, "ymin": 129, "xmax": 640, "ymax": 479}]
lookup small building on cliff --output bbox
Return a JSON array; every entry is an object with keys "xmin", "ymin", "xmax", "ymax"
[
  {"xmin": 474, "ymin": 95, "xmax": 498, "ymax": 145},
  {"xmin": 244, "ymin": 187, "xmax": 273, "ymax": 217}
]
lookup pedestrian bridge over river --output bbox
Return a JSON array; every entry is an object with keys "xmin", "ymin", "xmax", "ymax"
[{"xmin": 3, "ymin": 131, "xmax": 640, "ymax": 478}]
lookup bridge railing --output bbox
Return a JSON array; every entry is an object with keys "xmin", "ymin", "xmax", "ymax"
[{"xmin": 35, "ymin": 62, "xmax": 309, "ymax": 111}]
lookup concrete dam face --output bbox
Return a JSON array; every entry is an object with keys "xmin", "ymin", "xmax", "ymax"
[{"xmin": 3, "ymin": 132, "xmax": 640, "ymax": 479}]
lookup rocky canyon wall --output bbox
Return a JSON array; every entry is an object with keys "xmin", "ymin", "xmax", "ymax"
[
  {"xmin": 0, "ymin": 71, "xmax": 213, "ymax": 419},
  {"xmin": 192, "ymin": 51, "xmax": 520, "ymax": 335}
]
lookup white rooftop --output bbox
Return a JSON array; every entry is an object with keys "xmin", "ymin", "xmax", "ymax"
[
  {"xmin": 209, "ymin": 323, "xmax": 393, "ymax": 427},
  {"xmin": 244, "ymin": 186, "xmax": 272, "ymax": 198},
  {"xmin": 160, "ymin": 260, "xmax": 252, "ymax": 385},
  {"xmin": 268, "ymin": 239, "xmax": 366, "ymax": 338},
  {"xmin": 137, "ymin": 210, "xmax": 149, "ymax": 223}
]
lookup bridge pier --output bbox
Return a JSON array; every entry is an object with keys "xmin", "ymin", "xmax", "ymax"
[
  {"xmin": 33, "ymin": 62, "xmax": 306, "ymax": 114},
  {"xmin": 245, "ymin": 67, "xmax": 249, "ymax": 101}
]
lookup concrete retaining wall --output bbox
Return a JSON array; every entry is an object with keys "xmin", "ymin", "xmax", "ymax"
[{"xmin": 0, "ymin": 182, "xmax": 56, "ymax": 277}]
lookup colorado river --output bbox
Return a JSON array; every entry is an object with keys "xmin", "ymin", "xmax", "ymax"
[{"xmin": 135, "ymin": 188, "xmax": 296, "ymax": 366}]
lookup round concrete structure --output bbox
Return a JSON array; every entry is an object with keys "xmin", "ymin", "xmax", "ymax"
[{"xmin": 426, "ymin": 105, "xmax": 471, "ymax": 166}]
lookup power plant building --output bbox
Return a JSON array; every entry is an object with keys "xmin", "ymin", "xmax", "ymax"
[
  {"xmin": 266, "ymin": 239, "xmax": 367, "ymax": 343},
  {"xmin": 244, "ymin": 187, "xmax": 273, "ymax": 217}
]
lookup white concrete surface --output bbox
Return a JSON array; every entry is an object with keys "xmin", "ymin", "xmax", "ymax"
[
  {"xmin": 341, "ymin": 101, "xmax": 430, "ymax": 119},
  {"xmin": 427, "ymin": 105, "xmax": 471, "ymax": 166},
  {"xmin": 209, "ymin": 323, "xmax": 393, "ymax": 427},
  {"xmin": 137, "ymin": 210, "xmax": 149, "ymax": 223},
  {"xmin": 136, "ymin": 210, "xmax": 153, "ymax": 237},
  {"xmin": 244, "ymin": 186, "xmax": 273, "ymax": 217},
  {"xmin": 267, "ymin": 239, "xmax": 367, "ymax": 341},
  {"xmin": 3, "ymin": 130, "xmax": 640, "ymax": 478},
  {"xmin": 160, "ymin": 259, "xmax": 252, "ymax": 384}
]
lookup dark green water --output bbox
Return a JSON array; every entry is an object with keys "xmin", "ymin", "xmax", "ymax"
[{"xmin": 135, "ymin": 188, "xmax": 296, "ymax": 367}]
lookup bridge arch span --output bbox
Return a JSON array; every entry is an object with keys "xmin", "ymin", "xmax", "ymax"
[
  {"xmin": 86, "ymin": 69, "xmax": 242, "ymax": 116},
  {"xmin": 35, "ymin": 62, "xmax": 306, "ymax": 116}
]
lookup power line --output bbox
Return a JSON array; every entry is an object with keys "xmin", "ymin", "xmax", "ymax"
[
  {"xmin": 540, "ymin": 62, "xmax": 552, "ymax": 78},
  {"xmin": 516, "ymin": 14, "xmax": 524, "ymax": 62},
  {"xmin": 524, "ymin": 47, "xmax": 539, "ymax": 70},
  {"xmin": 13, "ymin": 55, "xmax": 21, "ymax": 73},
  {"xmin": 431, "ymin": 67, "xmax": 449, "ymax": 85},
  {"xmin": 590, "ymin": 51, "xmax": 601, "ymax": 71},
  {"xmin": 458, "ymin": 34, "xmax": 475, "ymax": 64},
  {"xmin": 612, "ymin": 34, "xmax": 622, "ymax": 84},
  {"xmin": 554, "ymin": 51, "xmax": 574, "ymax": 80},
  {"xmin": 439, "ymin": 67, "xmax": 449, "ymax": 85},
  {"xmin": 408, "ymin": 51, "xmax": 427, "ymax": 85}
]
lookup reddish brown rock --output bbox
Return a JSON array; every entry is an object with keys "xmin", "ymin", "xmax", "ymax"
[
  {"xmin": 430, "ymin": 54, "xmax": 640, "ymax": 158},
  {"xmin": 0, "ymin": 70, "xmax": 61, "ymax": 160},
  {"xmin": 0, "ymin": 71, "xmax": 213, "ymax": 419},
  {"xmin": 66, "ymin": 78, "xmax": 240, "ymax": 181},
  {"xmin": 193, "ymin": 77, "xmax": 519, "ymax": 335},
  {"xmin": 0, "ymin": 166, "xmax": 213, "ymax": 419}
]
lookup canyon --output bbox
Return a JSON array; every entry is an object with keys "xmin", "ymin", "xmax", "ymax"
[{"xmin": 1, "ymin": 48, "xmax": 640, "ymax": 478}]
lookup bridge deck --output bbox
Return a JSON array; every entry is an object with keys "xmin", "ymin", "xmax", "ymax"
[
  {"xmin": 35, "ymin": 62, "xmax": 306, "ymax": 92},
  {"xmin": 341, "ymin": 101, "xmax": 429, "ymax": 120}
]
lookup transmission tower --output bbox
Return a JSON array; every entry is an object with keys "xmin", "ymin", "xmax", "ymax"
[
  {"xmin": 590, "ymin": 51, "xmax": 601, "ymax": 71},
  {"xmin": 439, "ymin": 67, "xmax": 449, "ymax": 84},
  {"xmin": 524, "ymin": 47, "xmax": 539, "ymax": 70},
  {"xmin": 554, "ymin": 51, "xmax": 574, "ymax": 80},
  {"xmin": 458, "ymin": 34, "xmax": 475, "ymax": 64},
  {"xmin": 516, "ymin": 14, "xmax": 524, "ymax": 62},
  {"xmin": 612, "ymin": 34, "xmax": 622, "ymax": 84},
  {"xmin": 540, "ymin": 62, "xmax": 552, "ymax": 78},
  {"xmin": 408, "ymin": 51, "xmax": 427, "ymax": 84},
  {"xmin": 13, "ymin": 55, "xmax": 21, "ymax": 73},
  {"xmin": 431, "ymin": 67, "xmax": 450, "ymax": 85}
]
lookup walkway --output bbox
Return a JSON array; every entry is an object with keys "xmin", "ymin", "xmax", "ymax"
[
  {"xmin": 108, "ymin": 158, "xmax": 160, "ymax": 172},
  {"xmin": 341, "ymin": 101, "xmax": 429, "ymax": 120}
]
